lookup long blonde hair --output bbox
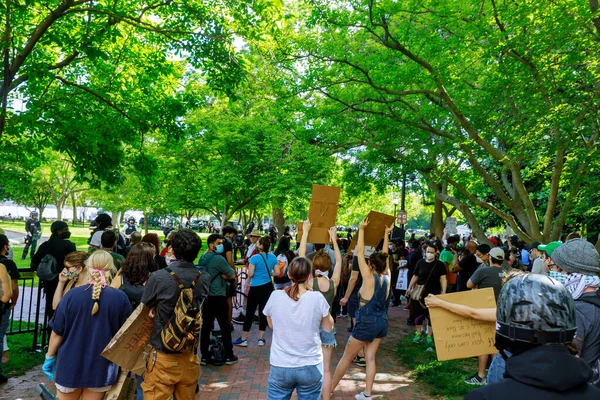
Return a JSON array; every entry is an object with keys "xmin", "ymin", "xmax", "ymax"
[{"xmin": 85, "ymin": 250, "xmax": 116, "ymax": 315}]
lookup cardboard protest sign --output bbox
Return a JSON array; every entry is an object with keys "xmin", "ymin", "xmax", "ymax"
[
  {"xmin": 102, "ymin": 303, "xmax": 154, "ymax": 375},
  {"xmin": 364, "ymin": 211, "xmax": 395, "ymax": 248},
  {"xmin": 395, "ymin": 263, "xmax": 409, "ymax": 290},
  {"xmin": 445, "ymin": 217, "xmax": 458, "ymax": 235},
  {"xmin": 297, "ymin": 184, "xmax": 341, "ymax": 244},
  {"xmin": 429, "ymin": 288, "xmax": 498, "ymax": 361},
  {"xmin": 347, "ymin": 211, "xmax": 394, "ymax": 254}
]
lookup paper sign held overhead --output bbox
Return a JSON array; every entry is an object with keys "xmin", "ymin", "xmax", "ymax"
[
  {"xmin": 298, "ymin": 184, "xmax": 341, "ymax": 244},
  {"xmin": 347, "ymin": 210, "xmax": 395, "ymax": 254},
  {"xmin": 446, "ymin": 217, "xmax": 458, "ymax": 235},
  {"xmin": 429, "ymin": 288, "xmax": 498, "ymax": 361}
]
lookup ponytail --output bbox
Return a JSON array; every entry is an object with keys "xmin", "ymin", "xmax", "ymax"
[
  {"xmin": 91, "ymin": 272, "xmax": 103, "ymax": 315},
  {"xmin": 284, "ymin": 257, "xmax": 312, "ymax": 301}
]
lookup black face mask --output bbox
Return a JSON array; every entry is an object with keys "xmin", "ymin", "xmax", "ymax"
[{"xmin": 62, "ymin": 231, "xmax": 72, "ymax": 239}]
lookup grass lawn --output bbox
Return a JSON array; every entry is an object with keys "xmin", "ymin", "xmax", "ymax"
[
  {"xmin": 396, "ymin": 336, "xmax": 479, "ymax": 399},
  {"xmin": 4, "ymin": 322, "xmax": 45, "ymax": 377}
]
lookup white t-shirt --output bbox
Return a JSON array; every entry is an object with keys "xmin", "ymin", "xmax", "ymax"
[
  {"xmin": 263, "ymin": 290, "xmax": 330, "ymax": 368},
  {"xmin": 89, "ymin": 230, "xmax": 105, "ymax": 247},
  {"xmin": 246, "ymin": 243, "xmax": 257, "ymax": 258}
]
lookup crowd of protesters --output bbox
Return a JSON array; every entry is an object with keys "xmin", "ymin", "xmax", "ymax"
[{"xmin": 0, "ymin": 210, "xmax": 599, "ymax": 399}]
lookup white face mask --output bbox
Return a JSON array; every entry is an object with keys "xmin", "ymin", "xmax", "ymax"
[
  {"xmin": 425, "ymin": 253, "xmax": 435, "ymax": 261},
  {"xmin": 476, "ymin": 256, "xmax": 483, "ymax": 264}
]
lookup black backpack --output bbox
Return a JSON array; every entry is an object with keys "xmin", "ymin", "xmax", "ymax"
[
  {"xmin": 119, "ymin": 275, "xmax": 145, "ymax": 309},
  {"xmin": 209, "ymin": 333, "xmax": 225, "ymax": 366},
  {"xmin": 577, "ymin": 294, "xmax": 600, "ymax": 387}
]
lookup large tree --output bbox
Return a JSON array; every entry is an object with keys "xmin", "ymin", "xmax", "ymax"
[{"xmin": 275, "ymin": 0, "xmax": 600, "ymax": 243}]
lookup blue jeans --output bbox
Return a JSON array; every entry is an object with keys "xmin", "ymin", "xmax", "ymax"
[
  {"xmin": 487, "ymin": 352, "xmax": 509, "ymax": 384},
  {"xmin": 268, "ymin": 363, "xmax": 323, "ymax": 400},
  {"xmin": 0, "ymin": 311, "xmax": 10, "ymax": 375},
  {"xmin": 135, "ymin": 374, "xmax": 144, "ymax": 400}
]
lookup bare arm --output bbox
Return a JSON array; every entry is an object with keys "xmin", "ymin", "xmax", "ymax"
[
  {"xmin": 340, "ymin": 271, "xmax": 359, "ymax": 305},
  {"xmin": 467, "ymin": 279, "xmax": 475, "ymax": 289},
  {"xmin": 425, "ymin": 294, "xmax": 496, "ymax": 321},
  {"xmin": 320, "ymin": 313, "xmax": 334, "ymax": 333},
  {"xmin": 0, "ymin": 264, "xmax": 11, "ymax": 303},
  {"xmin": 267, "ymin": 316, "xmax": 273, "ymax": 330},
  {"xmin": 440, "ymin": 274, "xmax": 447, "ymax": 294},
  {"xmin": 329, "ymin": 227, "xmax": 343, "ymax": 290},
  {"xmin": 247, "ymin": 263, "xmax": 256, "ymax": 280},
  {"xmin": 299, "ymin": 219, "xmax": 311, "ymax": 258},
  {"xmin": 47, "ymin": 331, "xmax": 63, "ymax": 357},
  {"xmin": 407, "ymin": 274, "xmax": 419, "ymax": 294},
  {"xmin": 356, "ymin": 218, "xmax": 372, "ymax": 280},
  {"xmin": 225, "ymin": 251, "xmax": 235, "ymax": 268}
]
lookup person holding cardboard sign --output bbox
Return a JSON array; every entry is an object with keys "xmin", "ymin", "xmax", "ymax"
[{"xmin": 331, "ymin": 219, "xmax": 392, "ymax": 400}]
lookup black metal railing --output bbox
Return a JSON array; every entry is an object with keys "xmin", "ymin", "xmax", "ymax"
[{"xmin": 6, "ymin": 268, "xmax": 47, "ymax": 351}]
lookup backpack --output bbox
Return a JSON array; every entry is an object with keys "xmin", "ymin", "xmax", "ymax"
[
  {"xmin": 209, "ymin": 333, "xmax": 225, "ymax": 366},
  {"xmin": 160, "ymin": 268, "xmax": 203, "ymax": 352},
  {"xmin": 37, "ymin": 254, "xmax": 58, "ymax": 281},
  {"xmin": 119, "ymin": 275, "xmax": 145, "ymax": 309}
]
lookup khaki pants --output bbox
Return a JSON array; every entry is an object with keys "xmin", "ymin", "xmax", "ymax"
[{"xmin": 142, "ymin": 350, "xmax": 200, "ymax": 400}]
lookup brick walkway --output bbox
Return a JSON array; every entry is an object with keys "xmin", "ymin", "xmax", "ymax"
[
  {"xmin": 0, "ymin": 305, "xmax": 428, "ymax": 399},
  {"xmin": 197, "ymin": 305, "xmax": 428, "ymax": 400}
]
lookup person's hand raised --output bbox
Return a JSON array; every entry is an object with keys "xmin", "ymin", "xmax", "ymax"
[{"xmin": 359, "ymin": 218, "xmax": 370, "ymax": 230}]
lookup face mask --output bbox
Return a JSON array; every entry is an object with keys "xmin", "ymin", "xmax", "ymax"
[
  {"xmin": 215, "ymin": 244, "xmax": 224, "ymax": 254},
  {"xmin": 425, "ymin": 253, "xmax": 435, "ymax": 261},
  {"xmin": 63, "ymin": 270, "xmax": 79, "ymax": 281},
  {"xmin": 62, "ymin": 231, "xmax": 71, "ymax": 239},
  {"xmin": 476, "ymin": 256, "xmax": 483, "ymax": 264},
  {"xmin": 549, "ymin": 270, "xmax": 568, "ymax": 284}
]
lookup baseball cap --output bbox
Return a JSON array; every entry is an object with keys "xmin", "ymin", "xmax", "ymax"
[
  {"xmin": 489, "ymin": 247, "xmax": 505, "ymax": 260},
  {"xmin": 538, "ymin": 241, "xmax": 562, "ymax": 257}
]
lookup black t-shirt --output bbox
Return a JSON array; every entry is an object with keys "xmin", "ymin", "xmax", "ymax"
[
  {"xmin": 351, "ymin": 255, "xmax": 364, "ymax": 294},
  {"xmin": 407, "ymin": 249, "xmax": 422, "ymax": 273},
  {"xmin": 141, "ymin": 261, "xmax": 210, "ymax": 353},
  {"xmin": 413, "ymin": 259, "xmax": 447, "ymax": 296},
  {"xmin": 0, "ymin": 256, "xmax": 20, "ymax": 280},
  {"xmin": 31, "ymin": 237, "xmax": 77, "ymax": 272},
  {"xmin": 457, "ymin": 253, "xmax": 479, "ymax": 292}
]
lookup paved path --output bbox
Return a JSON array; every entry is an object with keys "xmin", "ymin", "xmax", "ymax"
[{"xmin": 0, "ymin": 305, "xmax": 428, "ymax": 399}]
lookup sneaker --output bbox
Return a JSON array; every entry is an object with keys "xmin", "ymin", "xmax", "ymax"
[
  {"xmin": 353, "ymin": 356, "xmax": 366, "ymax": 367},
  {"xmin": 209, "ymin": 358, "xmax": 225, "ymax": 366},
  {"xmin": 258, "ymin": 338, "xmax": 266, "ymax": 346},
  {"xmin": 225, "ymin": 355, "xmax": 239, "ymax": 365},
  {"xmin": 339, "ymin": 313, "xmax": 347, "ymax": 318},
  {"xmin": 426, "ymin": 335, "xmax": 433, "ymax": 346},
  {"xmin": 355, "ymin": 392, "xmax": 372, "ymax": 400},
  {"xmin": 232, "ymin": 337, "xmax": 248, "ymax": 347},
  {"xmin": 464, "ymin": 373, "xmax": 486, "ymax": 385},
  {"xmin": 412, "ymin": 333, "xmax": 422, "ymax": 344},
  {"xmin": 200, "ymin": 358, "xmax": 208, "ymax": 366}
]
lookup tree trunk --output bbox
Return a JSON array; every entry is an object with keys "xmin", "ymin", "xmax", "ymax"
[
  {"xmin": 71, "ymin": 192, "xmax": 77, "ymax": 223},
  {"xmin": 56, "ymin": 205, "xmax": 63, "ymax": 221},
  {"xmin": 272, "ymin": 202, "xmax": 285, "ymax": 241},
  {"xmin": 115, "ymin": 211, "xmax": 122, "ymax": 229},
  {"xmin": 430, "ymin": 197, "xmax": 444, "ymax": 238}
]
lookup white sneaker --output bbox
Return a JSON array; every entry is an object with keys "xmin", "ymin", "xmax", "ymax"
[{"xmin": 355, "ymin": 392, "xmax": 372, "ymax": 400}]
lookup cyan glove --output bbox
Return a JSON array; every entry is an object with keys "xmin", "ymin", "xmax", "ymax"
[{"xmin": 42, "ymin": 354, "xmax": 56, "ymax": 381}]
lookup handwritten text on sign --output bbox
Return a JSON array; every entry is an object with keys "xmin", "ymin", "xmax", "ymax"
[{"xmin": 429, "ymin": 288, "xmax": 498, "ymax": 361}]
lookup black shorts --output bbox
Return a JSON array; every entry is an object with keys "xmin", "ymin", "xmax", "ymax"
[{"xmin": 226, "ymin": 279, "xmax": 236, "ymax": 297}]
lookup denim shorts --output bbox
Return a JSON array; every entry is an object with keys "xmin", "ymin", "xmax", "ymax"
[
  {"xmin": 487, "ymin": 352, "xmax": 509, "ymax": 384},
  {"xmin": 320, "ymin": 328, "xmax": 336, "ymax": 347},
  {"xmin": 268, "ymin": 363, "xmax": 324, "ymax": 400},
  {"xmin": 352, "ymin": 313, "xmax": 388, "ymax": 343}
]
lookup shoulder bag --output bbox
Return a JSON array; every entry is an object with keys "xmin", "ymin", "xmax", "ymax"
[
  {"xmin": 260, "ymin": 253, "xmax": 274, "ymax": 289},
  {"xmin": 410, "ymin": 261, "xmax": 437, "ymax": 306}
]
